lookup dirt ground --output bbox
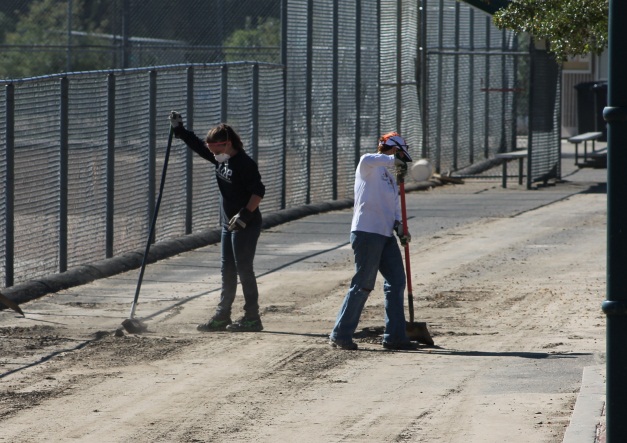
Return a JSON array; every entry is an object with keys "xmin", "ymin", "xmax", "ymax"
[{"xmin": 0, "ymin": 180, "xmax": 606, "ymax": 443}]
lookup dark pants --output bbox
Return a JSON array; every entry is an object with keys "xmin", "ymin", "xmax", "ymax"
[{"xmin": 216, "ymin": 224, "xmax": 261, "ymax": 319}]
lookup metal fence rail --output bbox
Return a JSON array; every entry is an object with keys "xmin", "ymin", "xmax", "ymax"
[{"xmin": 1, "ymin": 63, "xmax": 285, "ymax": 287}]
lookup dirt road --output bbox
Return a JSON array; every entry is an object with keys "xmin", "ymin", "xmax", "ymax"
[{"xmin": 0, "ymin": 179, "xmax": 606, "ymax": 443}]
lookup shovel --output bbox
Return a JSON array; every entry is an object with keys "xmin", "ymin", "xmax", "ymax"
[
  {"xmin": 398, "ymin": 177, "xmax": 434, "ymax": 346},
  {"xmin": 120, "ymin": 126, "xmax": 174, "ymax": 334}
]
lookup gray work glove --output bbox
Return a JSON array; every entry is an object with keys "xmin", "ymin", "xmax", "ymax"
[
  {"xmin": 394, "ymin": 154, "xmax": 408, "ymax": 182},
  {"xmin": 228, "ymin": 208, "xmax": 254, "ymax": 232},
  {"xmin": 169, "ymin": 111, "xmax": 183, "ymax": 129},
  {"xmin": 394, "ymin": 220, "xmax": 411, "ymax": 246}
]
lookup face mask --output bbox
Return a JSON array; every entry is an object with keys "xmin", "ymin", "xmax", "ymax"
[{"xmin": 214, "ymin": 153, "xmax": 230, "ymax": 163}]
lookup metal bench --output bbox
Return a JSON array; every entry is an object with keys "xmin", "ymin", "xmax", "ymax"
[
  {"xmin": 568, "ymin": 132, "xmax": 603, "ymax": 166},
  {"xmin": 495, "ymin": 150, "xmax": 528, "ymax": 188}
]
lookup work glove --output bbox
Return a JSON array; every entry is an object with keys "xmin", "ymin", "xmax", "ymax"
[
  {"xmin": 394, "ymin": 220, "xmax": 411, "ymax": 246},
  {"xmin": 394, "ymin": 154, "xmax": 408, "ymax": 182},
  {"xmin": 169, "ymin": 111, "xmax": 184, "ymax": 137},
  {"xmin": 228, "ymin": 208, "xmax": 254, "ymax": 232}
]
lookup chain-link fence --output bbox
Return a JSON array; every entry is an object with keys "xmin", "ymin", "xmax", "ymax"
[
  {"xmin": 0, "ymin": 63, "xmax": 285, "ymax": 287},
  {"xmin": 1, "ymin": 0, "xmax": 561, "ymax": 288},
  {"xmin": 424, "ymin": 4, "xmax": 519, "ymax": 172},
  {"xmin": 421, "ymin": 0, "xmax": 560, "ymax": 187}
]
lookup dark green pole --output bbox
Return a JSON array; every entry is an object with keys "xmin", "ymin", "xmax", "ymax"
[{"xmin": 602, "ymin": 0, "xmax": 627, "ymax": 441}]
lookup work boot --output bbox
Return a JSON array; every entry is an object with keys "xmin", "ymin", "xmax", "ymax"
[
  {"xmin": 329, "ymin": 338, "xmax": 358, "ymax": 350},
  {"xmin": 197, "ymin": 315, "xmax": 232, "ymax": 332},
  {"xmin": 382, "ymin": 341, "xmax": 420, "ymax": 350},
  {"xmin": 226, "ymin": 316, "xmax": 263, "ymax": 332}
]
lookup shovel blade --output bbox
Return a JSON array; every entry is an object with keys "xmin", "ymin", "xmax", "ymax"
[
  {"xmin": 406, "ymin": 321, "xmax": 434, "ymax": 346},
  {"xmin": 122, "ymin": 318, "xmax": 148, "ymax": 334}
]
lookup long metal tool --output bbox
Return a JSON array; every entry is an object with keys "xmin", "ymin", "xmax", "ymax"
[
  {"xmin": 122, "ymin": 127, "xmax": 174, "ymax": 334},
  {"xmin": 398, "ymin": 177, "xmax": 434, "ymax": 346}
]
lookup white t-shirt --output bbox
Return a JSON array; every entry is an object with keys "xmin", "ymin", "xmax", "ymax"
[{"xmin": 351, "ymin": 153, "xmax": 401, "ymax": 236}]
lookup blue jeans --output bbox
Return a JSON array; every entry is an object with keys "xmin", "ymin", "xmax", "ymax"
[
  {"xmin": 216, "ymin": 223, "xmax": 261, "ymax": 319},
  {"xmin": 330, "ymin": 231, "xmax": 409, "ymax": 344}
]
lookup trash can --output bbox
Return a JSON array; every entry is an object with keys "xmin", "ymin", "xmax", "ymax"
[{"xmin": 574, "ymin": 81, "xmax": 608, "ymax": 141}]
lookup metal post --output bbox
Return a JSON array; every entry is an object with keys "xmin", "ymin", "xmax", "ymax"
[
  {"xmin": 500, "ymin": 29, "xmax": 507, "ymax": 152},
  {"xmin": 511, "ymin": 34, "xmax": 519, "ymax": 155},
  {"xmin": 221, "ymin": 64, "xmax": 228, "ymax": 123},
  {"xmin": 603, "ymin": 0, "xmax": 627, "ymax": 440},
  {"xmin": 332, "ymin": 0, "xmax": 339, "ymax": 200},
  {"xmin": 376, "ymin": 0, "xmax": 381, "ymax": 139},
  {"xmin": 59, "ymin": 77, "xmax": 69, "ymax": 273},
  {"xmin": 280, "ymin": 0, "xmax": 288, "ymax": 209},
  {"xmin": 418, "ymin": 0, "xmax": 428, "ymax": 159},
  {"xmin": 4, "ymin": 84, "xmax": 15, "ymax": 287},
  {"xmin": 122, "ymin": 0, "xmax": 130, "ymax": 69},
  {"xmin": 186, "ymin": 66, "xmax": 194, "ymax": 235},
  {"xmin": 484, "ymin": 16, "xmax": 490, "ymax": 159},
  {"xmin": 453, "ymin": 2, "xmax": 460, "ymax": 169},
  {"xmin": 435, "ymin": 0, "xmax": 443, "ymax": 172},
  {"xmin": 396, "ymin": 0, "xmax": 403, "ymax": 131},
  {"xmin": 305, "ymin": 0, "xmax": 313, "ymax": 204},
  {"xmin": 66, "ymin": 0, "xmax": 72, "ymax": 73},
  {"xmin": 252, "ymin": 63, "xmax": 260, "ymax": 164},
  {"xmin": 355, "ymin": 0, "xmax": 362, "ymax": 167},
  {"xmin": 148, "ymin": 70, "xmax": 157, "ymax": 244},
  {"xmin": 469, "ymin": 8, "xmax": 475, "ymax": 163},
  {"xmin": 526, "ymin": 39, "xmax": 535, "ymax": 190},
  {"xmin": 106, "ymin": 73, "xmax": 115, "ymax": 258}
]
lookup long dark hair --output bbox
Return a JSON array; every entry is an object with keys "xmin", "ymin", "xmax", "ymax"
[{"xmin": 205, "ymin": 123, "xmax": 243, "ymax": 151}]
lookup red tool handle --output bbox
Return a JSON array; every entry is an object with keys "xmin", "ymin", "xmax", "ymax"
[{"xmin": 398, "ymin": 179, "xmax": 415, "ymax": 324}]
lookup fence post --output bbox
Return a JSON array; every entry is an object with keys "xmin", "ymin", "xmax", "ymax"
[
  {"xmin": 453, "ymin": 2, "xmax": 460, "ymax": 169},
  {"xmin": 468, "ymin": 8, "xmax": 475, "ymax": 163},
  {"xmin": 526, "ymin": 39, "xmax": 535, "ymax": 190},
  {"xmin": 59, "ymin": 77, "xmax": 69, "ymax": 273},
  {"xmin": 106, "ymin": 73, "xmax": 115, "ymax": 258},
  {"xmin": 396, "ymin": 0, "xmax": 403, "ymax": 130},
  {"xmin": 419, "ymin": 0, "xmax": 428, "ymax": 160},
  {"xmin": 122, "ymin": 0, "xmax": 130, "ymax": 68},
  {"xmin": 332, "ymin": 1, "xmax": 339, "ymax": 200},
  {"xmin": 4, "ymin": 84, "xmax": 14, "ymax": 287},
  {"xmin": 355, "ymin": 0, "xmax": 362, "ymax": 167},
  {"xmin": 280, "ymin": 0, "xmax": 288, "ymax": 209},
  {"xmin": 500, "ymin": 29, "xmax": 507, "ymax": 152},
  {"xmin": 221, "ymin": 64, "xmax": 228, "ymax": 123},
  {"xmin": 435, "ymin": 0, "xmax": 444, "ymax": 172},
  {"xmin": 186, "ymin": 66, "xmax": 194, "ymax": 235},
  {"xmin": 148, "ymin": 70, "xmax": 157, "ymax": 243},
  {"xmin": 511, "ymin": 36, "xmax": 519, "ymax": 156},
  {"xmin": 306, "ymin": 0, "xmax": 313, "ymax": 204},
  {"xmin": 376, "ymin": 0, "xmax": 381, "ymax": 140},
  {"xmin": 252, "ymin": 63, "xmax": 259, "ymax": 164},
  {"xmin": 484, "ymin": 16, "xmax": 491, "ymax": 159}
]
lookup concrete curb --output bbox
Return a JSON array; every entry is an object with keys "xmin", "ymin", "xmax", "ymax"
[
  {"xmin": 562, "ymin": 365, "xmax": 605, "ymax": 443},
  {"xmin": 0, "ymin": 180, "xmax": 436, "ymax": 307}
]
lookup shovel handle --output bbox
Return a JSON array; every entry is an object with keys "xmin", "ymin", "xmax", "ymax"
[
  {"xmin": 398, "ymin": 180, "xmax": 415, "ymax": 324},
  {"xmin": 129, "ymin": 126, "xmax": 174, "ymax": 320}
]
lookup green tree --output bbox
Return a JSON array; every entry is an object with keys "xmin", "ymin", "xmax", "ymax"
[
  {"xmin": 493, "ymin": 0, "xmax": 608, "ymax": 61},
  {"xmin": 223, "ymin": 16, "xmax": 280, "ymax": 63}
]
